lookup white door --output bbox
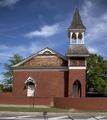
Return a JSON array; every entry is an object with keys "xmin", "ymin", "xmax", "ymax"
[{"xmin": 27, "ymin": 85, "xmax": 35, "ymax": 97}]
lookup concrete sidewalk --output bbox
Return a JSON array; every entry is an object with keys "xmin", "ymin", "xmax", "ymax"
[
  {"xmin": 0, "ymin": 104, "xmax": 50, "ymax": 108},
  {"xmin": 0, "ymin": 111, "xmax": 107, "ymax": 117},
  {"xmin": 0, "ymin": 104, "xmax": 107, "ymax": 116}
]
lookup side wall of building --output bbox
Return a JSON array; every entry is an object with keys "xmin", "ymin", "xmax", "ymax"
[{"xmin": 11, "ymin": 70, "xmax": 68, "ymax": 105}]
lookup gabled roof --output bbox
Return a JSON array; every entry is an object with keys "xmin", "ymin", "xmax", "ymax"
[
  {"xmin": 66, "ymin": 44, "xmax": 89, "ymax": 57},
  {"xmin": 69, "ymin": 8, "xmax": 86, "ymax": 30},
  {"xmin": 13, "ymin": 47, "xmax": 67, "ymax": 67}
]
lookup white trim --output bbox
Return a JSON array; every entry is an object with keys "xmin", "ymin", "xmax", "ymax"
[
  {"xmin": 76, "ymin": 32, "xmax": 79, "ymax": 44},
  {"xmin": 66, "ymin": 55, "xmax": 89, "ymax": 57},
  {"xmin": 36, "ymin": 56, "xmax": 58, "ymax": 58},
  {"xmin": 82, "ymin": 32, "xmax": 84, "ymax": 44},
  {"xmin": 38, "ymin": 48, "xmax": 55, "ymax": 54},
  {"xmin": 14, "ymin": 68, "xmax": 68, "ymax": 72},
  {"xmin": 69, "ymin": 29, "xmax": 85, "ymax": 31},
  {"xmin": 69, "ymin": 66, "xmax": 86, "ymax": 69},
  {"xmin": 70, "ymin": 32, "xmax": 72, "ymax": 44},
  {"xmin": 25, "ymin": 76, "xmax": 36, "ymax": 84},
  {"xmin": 68, "ymin": 58, "xmax": 70, "ymax": 66}
]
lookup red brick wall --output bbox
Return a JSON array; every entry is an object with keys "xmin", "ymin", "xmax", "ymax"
[
  {"xmin": 1, "ymin": 92, "xmax": 107, "ymax": 110},
  {"xmin": 12, "ymin": 70, "xmax": 68, "ymax": 105},
  {"xmin": 54, "ymin": 97, "xmax": 107, "ymax": 110},
  {"xmin": 0, "ymin": 92, "xmax": 52, "ymax": 105},
  {"xmin": 68, "ymin": 69, "xmax": 86, "ymax": 97}
]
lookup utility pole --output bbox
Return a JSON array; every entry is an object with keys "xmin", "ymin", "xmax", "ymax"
[{"xmin": 33, "ymin": 84, "xmax": 36, "ymax": 108}]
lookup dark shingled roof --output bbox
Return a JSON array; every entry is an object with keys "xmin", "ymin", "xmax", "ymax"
[
  {"xmin": 69, "ymin": 8, "xmax": 86, "ymax": 30},
  {"xmin": 66, "ymin": 44, "xmax": 89, "ymax": 57}
]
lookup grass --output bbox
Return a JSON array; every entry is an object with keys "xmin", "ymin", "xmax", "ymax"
[
  {"xmin": 0, "ymin": 107, "xmax": 69, "ymax": 113},
  {"xmin": 1, "ymin": 106, "xmax": 107, "ymax": 113}
]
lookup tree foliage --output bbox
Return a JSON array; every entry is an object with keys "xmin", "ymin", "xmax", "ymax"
[
  {"xmin": 3, "ymin": 54, "xmax": 23, "ymax": 85},
  {"xmin": 0, "ymin": 84, "xmax": 3, "ymax": 92},
  {"xmin": 87, "ymin": 54, "xmax": 107, "ymax": 92}
]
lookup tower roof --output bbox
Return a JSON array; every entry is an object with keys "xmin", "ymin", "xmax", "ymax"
[
  {"xmin": 66, "ymin": 44, "xmax": 89, "ymax": 57},
  {"xmin": 69, "ymin": 8, "xmax": 86, "ymax": 30}
]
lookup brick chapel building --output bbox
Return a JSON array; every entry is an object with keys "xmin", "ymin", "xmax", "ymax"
[
  {"xmin": 0, "ymin": 8, "xmax": 107, "ymax": 110},
  {"xmin": 1, "ymin": 8, "xmax": 107, "ymax": 110},
  {"xmin": 12, "ymin": 7, "xmax": 89, "ymax": 105}
]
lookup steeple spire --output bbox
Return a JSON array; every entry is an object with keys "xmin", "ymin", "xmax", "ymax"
[
  {"xmin": 68, "ymin": 8, "xmax": 86, "ymax": 44},
  {"xmin": 69, "ymin": 8, "xmax": 86, "ymax": 30},
  {"xmin": 66, "ymin": 7, "xmax": 89, "ymax": 57}
]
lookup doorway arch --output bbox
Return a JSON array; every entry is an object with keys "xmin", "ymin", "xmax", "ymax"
[{"xmin": 72, "ymin": 80, "xmax": 81, "ymax": 98}]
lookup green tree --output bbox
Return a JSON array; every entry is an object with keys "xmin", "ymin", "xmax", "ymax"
[
  {"xmin": 86, "ymin": 54, "xmax": 107, "ymax": 93},
  {"xmin": 0, "ymin": 84, "xmax": 3, "ymax": 92},
  {"xmin": 3, "ymin": 54, "xmax": 23, "ymax": 85}
]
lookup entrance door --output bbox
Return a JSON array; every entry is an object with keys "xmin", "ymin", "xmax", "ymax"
[
  {"xmin": 24, "ymin": 76, "xmax": 36, "ymax": 97},
  {"xmin": 72, "ymin": 80, "xmax": 81, "ymax": 98},
  {"xmin": 72, "ymin": 84, "xmax": 78, "ymax": 97},
  {"xmin": 27, "ymin": 84, "xmax": 35, "ymax": 97}
]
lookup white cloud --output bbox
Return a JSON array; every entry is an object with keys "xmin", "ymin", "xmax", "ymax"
[
  {"xmin": 78, "ymin": 2, "xmax": 107, "ymax": 57},
  {"xmin": 82, "ymin": 1, "xmax": 93, "ymax": 17},
  {"xmin": 82, "ymin": 1, "xmax": 107, "ymax": 39},
  {"xmin": 85, "ymin": 21, "xmax": 107, "ymax": 42},
  {"xmin": 0, "ymin": 44, "xmax": 38, "ymax": 61},
  {"xmin": 26, "ymin": 24, "xmax": 59, "ymax": 38},
  {"xmin": 0, "ymin": 45, "xmax": 8, "ymax": 50},
  {"xmin": 0, "ymin": 0, "xmax": 20, "ymax": 7},
  {"xmin": 102, "ymin": 13, "xmax": 107, "ymax": 21},
  {"xmin": 81, "ymin": 0, "xmax": 107, "ymax": 58},
  {"xmin": 88, "ymin": 47, "xmax": 98, "ymax": 54},
  {"xmin": 0, "ymin": 39, "xmax": 58, "ymax": 64}
]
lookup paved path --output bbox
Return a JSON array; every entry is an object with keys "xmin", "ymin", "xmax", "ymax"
[{"xmin": 0, "ymin": 115, "xmax": 107, "ymax": 120}]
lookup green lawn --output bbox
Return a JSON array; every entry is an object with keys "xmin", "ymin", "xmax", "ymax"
[
  {"xmin": 0, "ymin": 107, "xmax": 69, "ymax": 113},
  {"xmin": 0, "ymin": 106, "xmax": 106, "ymax": 113}
]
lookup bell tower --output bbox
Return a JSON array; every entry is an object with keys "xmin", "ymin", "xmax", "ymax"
[
  {"xmin": 66, "ymin": 8, "xmax": 89, "ymax": 98},
  {"xmin": 68, "ymin": 8, "xmax": 86, "ymax": 45}
]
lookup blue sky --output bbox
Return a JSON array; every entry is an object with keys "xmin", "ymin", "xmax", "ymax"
[{"xmin": 0, "ymin": 0, "xmax": 107, "ymax": 83}]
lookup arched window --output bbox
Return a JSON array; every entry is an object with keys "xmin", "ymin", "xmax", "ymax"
[
  {"xmin": 43, "ymin": 51, "xmax": 52, "ymax": 55},
  {"xmin": 72, "ymin": 33, "xmax": 77, "ymax": 43},
  {"xmin": 72, "ymin": 80, "xmax": 81, "ymax": 98},
  {"xmin": 78, "ymin": 33, "xmax": 82, "ymax": 44},
  {"xmin": 24, "ymin": 76, "xmax": 36, "ymax": 97}
]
